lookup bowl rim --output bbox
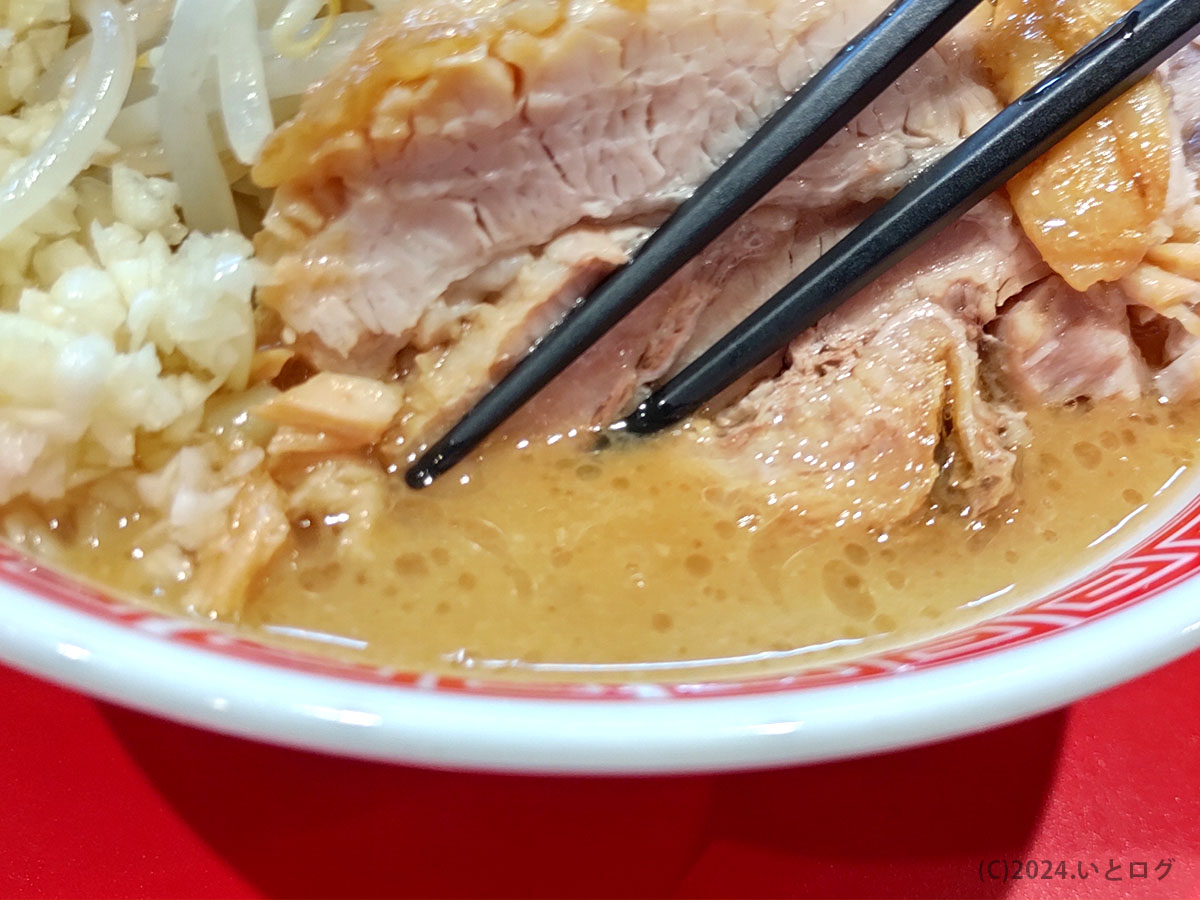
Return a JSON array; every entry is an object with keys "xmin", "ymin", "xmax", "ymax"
[
  {"xmin": 2, "ymin": 561, "xmax": 1198, "ymax": 773},
  {"xmin": 2, "ymin": 495, "xmax": 1200, "ymax": 773}
]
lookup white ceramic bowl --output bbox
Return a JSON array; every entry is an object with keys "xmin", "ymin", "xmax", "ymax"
[{"xmin": 3, "ymin": 485, "xmax": 1200, "ymax": 774}]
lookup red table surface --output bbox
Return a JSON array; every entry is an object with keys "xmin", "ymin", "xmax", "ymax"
[{"xmin": 2, "ymin": 651, "xmax": 1199, "ymax": 900}]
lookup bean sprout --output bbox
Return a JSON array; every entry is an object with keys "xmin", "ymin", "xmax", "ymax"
[
  {"xmin": 127, "ymin": 0, "xmax": 176, "ymax": 47},
  {"xmin": 155, "ymin": 0, "xmax": 241, "ymax": 232},
  {"xmin": 0, "ymin": 0, "xmax": 136, "ymax": 243},
  {"xmin": 271, "ymin": 0, "xmax": 344, "ymax": 59},
  {"xmin": 218, "ymin": 0, "xmax": 275, "ymax": 164},
  {"xmin": 109, "ymin": 13, "xmax": 373, "ymax": 157}
]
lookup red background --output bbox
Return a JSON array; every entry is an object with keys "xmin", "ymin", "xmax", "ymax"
[{"xmin": 2, "ymin": 652, "xmax": 1198, "ymax": 899}]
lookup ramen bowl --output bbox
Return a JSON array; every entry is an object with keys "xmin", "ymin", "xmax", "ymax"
[{"xmin": 2, "ymin": 482, "xmax": 1200, "ymax": 775}]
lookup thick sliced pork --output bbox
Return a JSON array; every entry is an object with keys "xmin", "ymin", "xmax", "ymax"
[
  {"xmin": 993, "ymin": 280, "xmax": 1149, "ymax": 405},
  {"xmin": 254, "ymin": 0, "xmax": 1000, "ymax": 374},
  {"xmin": 988, "ymin": 38, "xmax": 1200, "ymax": 407},
  {"xmin": 251, "ymin": 0, "xmax": 1200, "ymax": 531},
  {"xmin": 691, "ymin": 197, "xmax": 1043, "ymax": 523}
]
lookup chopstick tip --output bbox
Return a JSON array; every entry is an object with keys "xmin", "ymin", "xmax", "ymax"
[
  {"xmin": 623, "ymin": 393, "xmax": 700, "ymax": 434},
  {"xmin": 404, "ymin": 464, "xmax": 437, "ymax": 490},
  {"xmin": 622, "ymin": 401, "xmax": 665, "ymax": 435}
]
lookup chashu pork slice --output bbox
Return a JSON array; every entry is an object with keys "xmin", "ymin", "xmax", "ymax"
[
  {"xmin": 253, "ymin": 0, "xmax": 1001, "ymax": 376},
  {"xmin": 250, "ymin": 0, "xmax": 1199, "ymax": 531},
  {"xmin": 248, "ymin": 0, "xmax": 1028, "ymax": 529},
  {"xmin": 985, "ymin": 38, "xmax": 1200, "ymax": 408},
  {"xmin": 686, "ymin": 197, "xmax": 1046, "ymax": 526}
]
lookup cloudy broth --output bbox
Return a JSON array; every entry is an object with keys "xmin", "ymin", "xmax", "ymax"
[{"xmin": 18, "ymin": 399, "xmax": 1199, "ymax": 683}]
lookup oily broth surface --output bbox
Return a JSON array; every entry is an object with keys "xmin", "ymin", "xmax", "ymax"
[
  {"xmin": 243, "ymin": 400, "xmax": 1197, "ymax": 680},
  {"xmin": 12, "ymin": 400, "xmax": 1200, "ymax": 682}
]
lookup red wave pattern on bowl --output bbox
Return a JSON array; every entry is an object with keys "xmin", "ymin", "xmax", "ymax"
[{"xmin": 5, "ymin": 495, "xmax": 1200, "ymax": 700}]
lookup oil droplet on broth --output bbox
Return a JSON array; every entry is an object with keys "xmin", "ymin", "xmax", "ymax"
[
  {"xmin": 394, "ymin": 553, "xmax": 429, "ymax": 576},
  {"xmin": 821, "ymin": 559, "xmax": 877, "ymax": 621},
  {"xmin": 714, "ymin": 520, "xmax": 737, "ymax": 539},
  {"xmin": 844, "ymin": 542, "xmax": 870, "ymax": 566},
  {"xmin": 1073, "ymin": 442, "xmax": 1103, "ymax": 469}
]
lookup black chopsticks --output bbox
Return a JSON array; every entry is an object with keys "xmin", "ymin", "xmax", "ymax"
[
  {"xmin": 404, "ymin": 0, "xmax": 985, "ymax": 487},
  {"xmin": 624, "ymin": 0, "xmax": 1200, "ymax": 434},
  {"xmin": 407, "ymin": 0, "xmax": 1200, "ymax": 487}
]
